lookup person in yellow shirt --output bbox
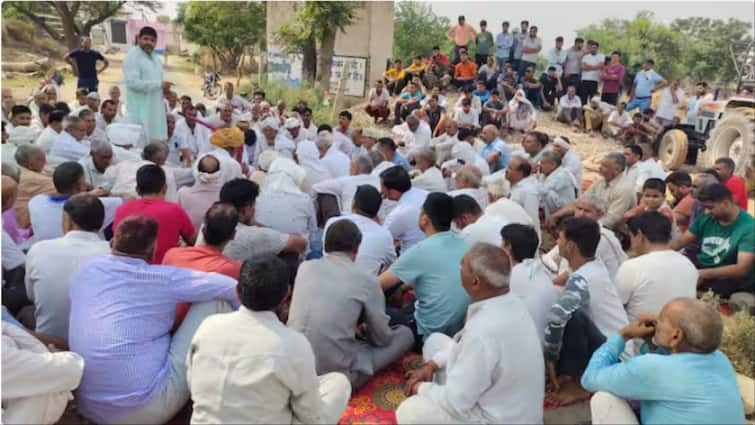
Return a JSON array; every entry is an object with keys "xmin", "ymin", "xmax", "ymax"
[
  {"xmin": 383, "ymin": 59, "xmax": 407, "ymax": 95},
  {"xmin": 405, "ymin": 55, "xmax": 427, "ymax": 83},
  {"xmin": 446, "ymin": 15, "xmax": 477, "ymax": 64}
]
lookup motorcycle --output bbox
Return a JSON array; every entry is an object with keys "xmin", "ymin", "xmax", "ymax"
[{"xmin": 202, "ymin": 72, "xmax": 221, "ymax": 99}]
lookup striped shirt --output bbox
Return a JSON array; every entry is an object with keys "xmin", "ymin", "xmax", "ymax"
[{"xmin": 68, "ymin": 254, "xmax": 239, "ymax": 423}]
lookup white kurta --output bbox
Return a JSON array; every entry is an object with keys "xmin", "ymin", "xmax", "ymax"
[
  {"xmin": 1, "ymin": 323, "xmax": 85, "ymax": 424},
  {"xmin": 123, "ymin": 45, "xmax": 167, "ymax": 141}
]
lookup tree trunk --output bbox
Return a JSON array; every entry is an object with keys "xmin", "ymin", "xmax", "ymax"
[
  {"xmin": 317, "ymin": 27, "xmax": 337, "ymax": 93},
  {"xmin": 301, "ymin": 35, "xmax": 317, "ymax": 85},
  {"xmin": 56, "ymin": 4, "xmax": 80, "ymax": 50}
]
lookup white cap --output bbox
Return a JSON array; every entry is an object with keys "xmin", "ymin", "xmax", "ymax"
[
  {"xmin": 87, "ymin": 92, "xmax": 100, "ymax": 99},
  {"xmin": 285, "ymin": 117, "xmax": 301, "ymax": 129},
  {"xmin": 260, "ymin": 116, "xmax": 279, "ymax": 130},
  {"xmin": 237, "ymin": 112, "xmax": 252, "ymax": 123},
  {"xmin": 363, "ymin": 127, "xmax": 390, "ymax": 139}
]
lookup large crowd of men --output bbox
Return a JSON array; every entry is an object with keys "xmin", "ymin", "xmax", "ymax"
[{"xmin": 1, "ymin": 21, "xmax": 753, "ymax": 425}]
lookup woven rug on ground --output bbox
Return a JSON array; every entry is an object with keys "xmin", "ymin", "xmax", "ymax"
[{"xmin": 339, "ymin": 352, "xmax": 571, "ymax": 425}]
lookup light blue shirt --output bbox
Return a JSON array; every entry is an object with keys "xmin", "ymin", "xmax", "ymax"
[
  {"xmin": 123, "ymin": 45, "xmax": 167, "ymax": 141},
  {"xmin": 581, "ymin": 334, "xmax": 745, "ymax": 425},
  {"xmin": 480, "ymin": 138, "xmax": 511, "ymax": 173},
  {"xmin": 69, "ymin": 255, "xmax": 240, "ymax": 423},
  {"xmin": 389, "ymin": 232, "xmax": 469, "ymax": 338},
  {"xmin": 391, "ymin": 152, "xmax": 412, "ymax": 172},
  {"xmin": 633, "ymin": 69, "xmax": 663, "ymax": 98},
  {"xmin": 495, "ymin": 32, "xmax": 514, "ymax": 59}
]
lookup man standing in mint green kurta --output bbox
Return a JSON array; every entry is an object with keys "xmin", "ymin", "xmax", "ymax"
[{"xmin": 123, "ymin": 26, "xmax": 172, "ymax": 142}]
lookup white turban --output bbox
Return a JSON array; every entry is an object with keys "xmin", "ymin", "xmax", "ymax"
[
  {"xmin": 265, "ymin": 157, "xmax": 306, "ymax": 195},
  {"xmin": 553, "ymin": 137, "xmax": 571, "ymax": 150},
  {"xmin": 261, "ymin": 116, "xmax": 279, "ymax": 130},
  {"xmin": 284, "ymin": 117, "xmax": 301, "ymax": 129}
]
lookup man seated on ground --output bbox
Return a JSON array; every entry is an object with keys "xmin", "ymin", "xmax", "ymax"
[
  {"xmin": 583, "ymin": 96, "xmax": 613, "ymax": 136},
  {"xmin": 451, "ymin": 50, "xmax": 477, "ymax": 90},
  {"xmin": 500, "ymin": 223, "xmax": 558, "ymax": 343},
  {"xmin": 506, "ymin": 155, "xmax": 540, "ymax": 226},
  {"xmin": 50, "ymin": 115, "xmax": 89, "ymax": 162},
  {"xmin": 95, "ymin": 99, "xmax": 122, "ymax": 131},
  {"xmin": 396, "ymin": 243, "xmax": 544, "ymax": 424},
  {"xmin": 665, "ymin": 170, "xmax": 696, "ymax": 233},
  {"xmin": 670, "ymin": 184, "xmax": 755, "ymax": 297},
  {"xmin": 714, "ymin": 157, "xmax": 748, "ymax": 210},
  {"xmin": 365, "ymin": 80, "xmax": 390, "ymax": 124},
  {"xmin": 216, "ymin": 82, "xmax": 252, "ymax": 113},
  {"xmin": 187, "ymin": 257, "xmax": 350, "ymax": 424},
  {"xmin": 540, "ymin": 66, "xmax": 562, "ymax": 110},
  {"xmin": 549, "ymin": 152, "xmax": 636, "ymax": 232},
  {"xmin": 384, "ymin": 59, "xmax": 407, "ymax": 95},
  {"xmin": 25, "ymin": 195, "xmax": 110, "ymax": 341},
  {"xmin": 162, "ymin": 202, "xmax": 242, "ymax": 328},
  {"xmin": 479, "ymin": 124, "xmax": 510, "ymax": 173},
  {"xmin": 557, "ymin": 85, "xmax": 583, "ymax": 127},
  {"xmin": 604, "ymin": 101, "xmax": 631, "ymax": 138},
  {"xmin": 472, "ymin": 80, "xmax": 491, "ymax": 104},
  {"xmin": 107, "ymin": 142, "xmax": 179, "ymax": 202},
  {"xmin": 449, "ymin": 164, "xmax": 489, "ymax": 209},
  {"xmin": 543, "ymin": 193, "xmax": 627, "ymax": 285},
  {"xmin": 379, "ymin": 165, "xmax": 428, "ymax": 252},
  {"xmin": 581, "ymin": 298, "xmax": 744, "ymax": 425},
  {"xmin": 639, "ymin": 108, "xmax": 662, "ymax": 141},
  {"xmin": 616, "ymin": 211, "xmax": 697, "ymax": 350},
  {"xmin": 69, "ymin": 215, "xmax": 239, "ymax": 425},
  {"xmin": 454, "ymin": 85, "xmax": 483, "ymax": 116},
  {"xmin": 377, "ymin": 137, "xmax": 412, "ymax": 172},
  {"xmin": 423, "ymin": 94, "xmax": 445, "ymax": 134},
  {"xmin": 379, "ymin": 193, "xmax": 470, "ymax": 346},
  {"xmin": 623, "ymin": 179, "xmax": 675, "ymax": 230},
  {"xmin": 80, "ymin": 139, "xmax": 117, "ymax": 192},
  {"xmin": 454, "ymin": 98, "xmax": 480, "ymax": 130},
  {"xmin": 177, "ymin": 155, "xmax": 223, "ymax": 231},
  {"xmin": 29, "ymin": 161, "xmax": 124, "ymax": 243},
  {"xmin": 429, "ymin": 119, "xmax": 458, "ymax": 163},
  {"xmin": 199, "ymin": 127, "xmax": 245, "ymax": 184},
  {"xmin": 452, "ymin": 194, "xmax": 507, "ymax": 246},
  {"xmin": 521, "ymin": 130, "xmax": 549, "ymax": 164},
  {"xmin": 2, "ymin": 320, "xmax": 85, "ymax": 424},
  {"xmin": 550, "ymin": 136, "xmax": 583, "ymax": 188},
  {"xmin": 14, "ymin": 145, "xmax": 55, "ymax": 229},
  {"xmin": 79, "ymin": 109, "xmax": 107, "ymax": 145},
  {"xmin": 410, "ymin": 148, "xmax": 447, "ymax": 193},
  {"xmin": 539, "ymin": 150, "xmax": 578, "ymax": 218},
  {"xmin": 36, "ymin": 110, "xmax": 65, "ymax": 154},
  {"xmin": 481, "ymin": 89, "xmax": 506, "ymax": 127},
  {"xmin": 544, "ymin": 217, "xmax": 628, "ymax": 404},
  {"xmin": 212, "ymin": 178, "xmax": 307, "ymax": 261},
  {"xmin": 497, "ymin": 63, "xmax": 519, "ymax": 100},
  {"xmin": 113, "ymin": 164, "xmax": 195, "ymax": 264},
  {"xmin": 323, "ymin": 185, "xmax": 396, "ymax": 276},
  {"xmin": 290, "ymin": 219, "xmax": 413, "ymax": 389},
  {"xmin": 313, "ymin": 155, "xmax": 378, "ymax": 215},
  {"xmin": 317, "ymin": 130, "xmax": 350, "ymax": 178}
]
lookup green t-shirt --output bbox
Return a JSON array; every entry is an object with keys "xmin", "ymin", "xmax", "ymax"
[
  {"xmin": 689, "ymin": 209, "xmax": 755, "ymax": 269},
  {"xmin": 476, "ymin": 31, "xmax": 494, "ymax": 55}
]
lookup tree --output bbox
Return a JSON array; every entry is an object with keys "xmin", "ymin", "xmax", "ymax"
[
  {"xmin": 578, "ymin": 12, "xmax": 687, "ymax": 80},
  {"xmin": 178, "ymin": 1, "xmax": 265, "ymax": 71},
  {"xmin": 2, "ymin": 1, "xmax": 155, "ymax": 50},
  {"xmin": 393, "ymin": 2, "xmax": 452, "ymax": 62},
  {"xmin": 274, "ymin": 2, "xmax": 360, "ymax": 91},
  {"xmin": 671, "ymin": 17, "xmax": 754, "ymax": 82}
]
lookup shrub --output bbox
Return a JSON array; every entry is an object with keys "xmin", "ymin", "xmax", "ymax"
[{"xmin": 722, "ymin": 311, "xmax": 755, "ymax": 377}]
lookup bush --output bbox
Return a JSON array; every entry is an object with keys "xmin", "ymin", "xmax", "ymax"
[
  {"xmin": 2, "ymin": 17, "xmax": 35, "ymax": 44},
  {"xmin": 722, "ymin": 311, "xmax": 755, "ymax": 377}
]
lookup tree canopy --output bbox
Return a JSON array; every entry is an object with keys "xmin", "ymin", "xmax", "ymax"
[
  {"xmin": 578, "ymin": 12, "xmax": 753, "ymax": 83},
  {"xmin": 392, "ymin": 2, "xmax": 452, "ymax": 61},
  {"xmin": 2, "ymin": 1, "xmax": 155, "ymax": 50},
  {"xmin": 177, "ymin": 1, "xmax": 265, "ymax": 71}
]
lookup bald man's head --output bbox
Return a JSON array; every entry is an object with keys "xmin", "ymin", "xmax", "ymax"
[
  {"xmin": 198, "ymin": 155, "xmax": 220, "ymax": 174},
  {"xmin": 481, "ymin": 124, "xmax": 498, "ymax": 143},
  {"xmin": 656, "ymin": 297, "xmax": 723, "ymax": 354},
  {"xmin": 2, "ymin": 175, "xmax": 18, "ymax": 212}
]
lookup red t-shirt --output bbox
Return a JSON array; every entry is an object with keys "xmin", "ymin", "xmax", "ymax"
[
  {"xmin": 163, "ymin": 245, "xmax": 242, "ymax": 327},
  {"xmin": 113, "ymin": 198, "xmax": 195, "ymax": 264},
  {"xmin": 672, "ymin": 194, "xmax": 696, "ymax": 233},
  {"xmin": 725, "ymin": 175, "xmax": 748, "ymax": 210}
]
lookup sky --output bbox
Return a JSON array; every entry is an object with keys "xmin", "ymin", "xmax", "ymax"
[{"xmin": 426, "ymin": 1, "xmax": 755, "ymax": 47}]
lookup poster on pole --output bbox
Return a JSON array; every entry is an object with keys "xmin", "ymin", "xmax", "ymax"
[
  {"xmin": 329, "ymin": 56, "xmax": 367, "ymax": 97},
  {"xmin": 266, "ymin": 45, "xmax": 303, "ymax": 86}
]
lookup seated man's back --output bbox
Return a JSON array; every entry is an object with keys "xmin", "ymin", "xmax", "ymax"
[{"xmin": 289, "ymin": 220, "xmax": 413, "ymax": 388}]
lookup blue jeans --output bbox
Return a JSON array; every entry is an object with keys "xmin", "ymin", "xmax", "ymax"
[
  {"xmin": 77, "ymin": 77, "xmax": 99, "ymax": 93},
  {"xmin": 625, "ymin": 96, "xmax": 652, "ymax": 113}
]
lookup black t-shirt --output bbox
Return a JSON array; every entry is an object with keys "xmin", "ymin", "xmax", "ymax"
[
  {"xmin": 540, "ymin": 74, "xmax": 559, "ymax": 102},
  {"xmin": 68, "ymin": 49, "xmax": 105, "ymax": 79}
]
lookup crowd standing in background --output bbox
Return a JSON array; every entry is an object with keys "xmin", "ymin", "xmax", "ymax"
[{"xmin": 1, "ymin": 18, "xmax": 752, "ymax": 425}]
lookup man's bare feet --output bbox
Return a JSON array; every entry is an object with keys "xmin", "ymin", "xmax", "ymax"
[{"xmin": 546, "ymin": 378, "xmax": 592, "ymax": 406}]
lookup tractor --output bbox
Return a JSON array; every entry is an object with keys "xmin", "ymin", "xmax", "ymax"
[{"xmin": 657, "ymin": 43, "xmax": 754, "ymax": 193}]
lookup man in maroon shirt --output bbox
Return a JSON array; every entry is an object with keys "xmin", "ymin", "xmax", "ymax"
[
  {"xmin": 601, "ymin": 51, "xmax": 625, "ymax": 106},
  {"xmin": 113, "ymin": 164, "xmax": 195, "ymax": 264},
  {"xmin": 714, "ymin": 157, "xmax": 749, "ymax": 210}
]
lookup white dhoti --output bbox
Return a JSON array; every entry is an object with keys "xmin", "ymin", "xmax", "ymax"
[
  {"xmin": 590, "ymin": 391, "xmax": 640, "ymax": 425},
  {"xmin": 293, "ymin": 372, "xmax": 351, "ymax": 425}
]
